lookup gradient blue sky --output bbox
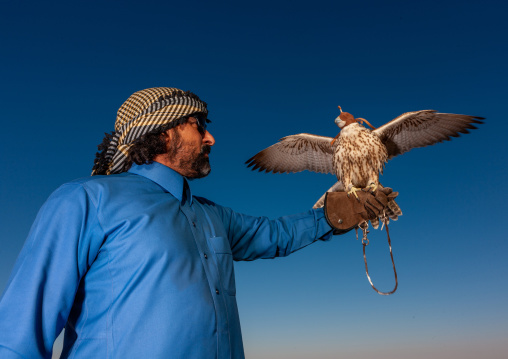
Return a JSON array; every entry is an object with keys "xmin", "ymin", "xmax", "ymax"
[{"xmin": 1, "ymin": 1, "xmax": 507, "ymax": 358}]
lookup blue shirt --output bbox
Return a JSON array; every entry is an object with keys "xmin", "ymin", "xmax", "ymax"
[{"xmin": 0, "ymin": 162, "xmax": 332, "ymax": 359}]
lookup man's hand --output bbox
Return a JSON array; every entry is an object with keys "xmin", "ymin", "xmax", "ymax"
[{"xmin": 324, "ymin": 187, "xmax": 399, "ymax": 234}]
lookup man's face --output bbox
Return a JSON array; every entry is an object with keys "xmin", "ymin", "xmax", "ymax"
[{"xmin": 161, "ymin": 116, "xmax": 215, "ymax": 178}]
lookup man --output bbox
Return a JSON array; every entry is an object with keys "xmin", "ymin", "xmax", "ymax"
[{"xmin": 0, "ymin": 87, "xmax": 394, "ymax": 358}]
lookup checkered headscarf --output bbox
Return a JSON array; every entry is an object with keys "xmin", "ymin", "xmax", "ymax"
[{"xmin": 92, "ymin": 87, "xmax": 208, "ymax": 175}]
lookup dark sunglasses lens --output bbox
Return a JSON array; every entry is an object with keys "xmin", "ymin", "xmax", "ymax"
[{"xmin": 196, "ymin": 116, "xmax": 207, "ymax": 132}]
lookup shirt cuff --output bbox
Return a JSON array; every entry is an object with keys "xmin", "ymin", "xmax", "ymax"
[{"xmin": 312, "ymin": 208, "xmax": 334, "ymax": 241}]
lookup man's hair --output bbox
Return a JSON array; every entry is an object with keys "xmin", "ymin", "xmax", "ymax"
[{"xmin": 92, "ymin": 115, "xmax": 191, "ymax": 175}]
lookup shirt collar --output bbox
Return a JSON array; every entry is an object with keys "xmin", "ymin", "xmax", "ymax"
[{"xmin": 128, "ymin": 162, "xmax": 192, "ymax": 205}]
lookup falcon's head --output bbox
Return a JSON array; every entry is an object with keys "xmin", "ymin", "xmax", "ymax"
[{"xmin": 335, "ymin": 106, "xmax": 356, "ymax": 129}]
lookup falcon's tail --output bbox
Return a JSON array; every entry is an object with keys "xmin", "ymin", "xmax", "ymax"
[{"xmin": 313, "ymin": 182, "xmax": 402, "ymax": 230}]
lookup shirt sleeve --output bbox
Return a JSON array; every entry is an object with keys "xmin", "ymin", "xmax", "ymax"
[
  {"xmin": 0, "ymin": 183, "xmax": 105, "ymax": 359},
  {"xmin": 216, "ymin": 206, "xmax": 333, "ymax": 261}
]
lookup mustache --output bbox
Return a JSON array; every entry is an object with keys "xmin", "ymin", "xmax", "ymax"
[{"xmin": 200, "ymin": 145, "xmax": 211, "ymax": 155}]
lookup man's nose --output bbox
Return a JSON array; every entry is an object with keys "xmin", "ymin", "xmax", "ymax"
[{"xmin": 203, "ymin": 131, "xmax": 215, "ymax": 146}]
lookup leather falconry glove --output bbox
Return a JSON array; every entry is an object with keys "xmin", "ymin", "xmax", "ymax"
[{"xmin": 324, "ymin": 187, "xmax": 399, "ymax": 235}]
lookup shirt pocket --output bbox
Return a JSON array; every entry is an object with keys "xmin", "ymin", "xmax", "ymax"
[{"xmin": 208, "ymin": 236, "xmax": 236, "ymax": 296}]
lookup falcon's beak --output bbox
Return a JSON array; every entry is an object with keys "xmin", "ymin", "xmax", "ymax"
[{"xmin": 335, "ymin": 116, "xmax": 346, "ymax": 129}]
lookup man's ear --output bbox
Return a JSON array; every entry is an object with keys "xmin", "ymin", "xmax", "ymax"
[
  {"xmin": 154, "ymin": 130, "xmax": 167, "ymax": 154},
  {"xmin": 162, "ymin": 129, "xmax": 172, "ymax": 144}
]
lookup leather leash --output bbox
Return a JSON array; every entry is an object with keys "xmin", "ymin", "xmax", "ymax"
[{"xmin": 357, "ymin": 217, "xmax": 398, "ymax": 295}]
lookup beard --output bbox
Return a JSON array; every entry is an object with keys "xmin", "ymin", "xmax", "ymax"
[
  {"xmin": 187, "ymin": 145, "xmax": 212, "ymax": 179},
  {"xmin": 167, "ymin": 131, "xmax": 212, "ymax": 179}
]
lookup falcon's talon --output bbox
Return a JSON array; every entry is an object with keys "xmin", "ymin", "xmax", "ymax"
[
  {"xmin": 347, "ymin": 186, "xmax": 361, "ymax": 200},
  {"xmin": 367, "ymin": 183, "xmax": 378, "ymax": 193}
]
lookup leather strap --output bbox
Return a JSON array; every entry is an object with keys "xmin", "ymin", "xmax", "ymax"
[{"xmin": 361, "ymin": 220, "xmax": 398, "ymax": 295}]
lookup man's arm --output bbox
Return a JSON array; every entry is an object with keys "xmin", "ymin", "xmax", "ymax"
[
  {"xmin": 211, "ymin": 187, "xmax": 397, "ymax": 261},
  {"xmin": 216, "ymin": 206, "xmax": 333, "ymax": 261},
  {"xmin": 0, "ymin": 183, "xmax": 105, "ymax": 359}
]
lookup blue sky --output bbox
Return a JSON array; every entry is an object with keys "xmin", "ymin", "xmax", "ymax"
[{"xmin": 1, "ymin": 0, "xmax": 507, "ymax": 358}]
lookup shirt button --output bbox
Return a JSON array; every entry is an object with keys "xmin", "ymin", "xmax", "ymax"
[
  {"xmin": 204, "ymin": 253, "xmax": 208, "ymax": 259},
  {"xmin": 215, "ymin": 289, "xmax": 220, "ymax": 295}
]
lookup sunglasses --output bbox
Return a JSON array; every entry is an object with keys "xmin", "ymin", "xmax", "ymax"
[{"xmin": 191, "ymin": 113, "xmax": 210, "ymax": 134}]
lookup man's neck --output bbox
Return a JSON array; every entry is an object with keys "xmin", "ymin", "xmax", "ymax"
[{"xmin": 153, "ymin": 156, "xmax": 186, "ymax": 177}]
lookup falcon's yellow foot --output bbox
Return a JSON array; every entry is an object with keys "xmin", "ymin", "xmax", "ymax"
[{"xmin": 347, "ymin": 186, "xmax": 362, "ymax": 200}]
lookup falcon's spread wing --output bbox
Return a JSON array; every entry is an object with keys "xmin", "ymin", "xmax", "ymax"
[
  {"xmin": 245, "ymin": 133, "xmax": 335, "ymax": 174},
  {"xmin": 373, "ymin": 110, "xmax": 484, "ymax": 159}
]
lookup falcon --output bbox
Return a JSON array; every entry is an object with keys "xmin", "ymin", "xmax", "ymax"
[{"xmin": 246, "ymin": 107, "xmax": 483, "ymax": 227}]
